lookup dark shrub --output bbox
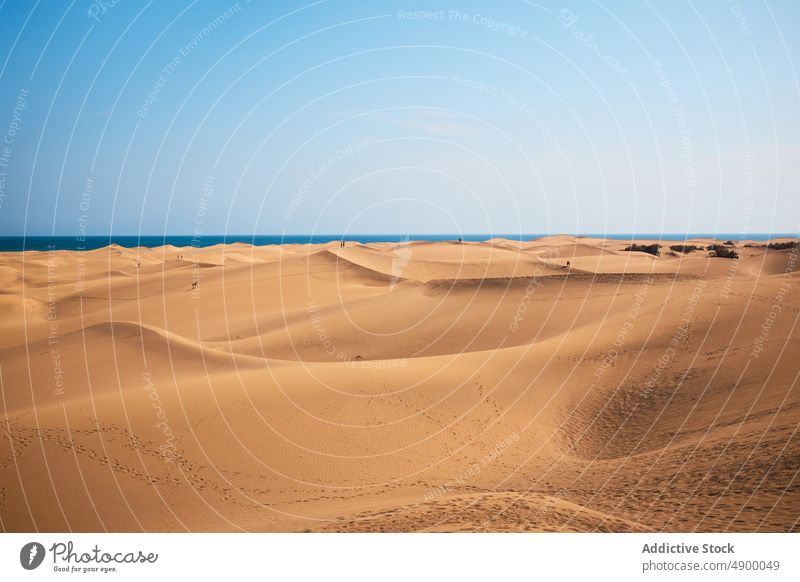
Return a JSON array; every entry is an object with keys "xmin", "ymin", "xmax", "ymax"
[
  {"xmin": 707, "ymin": 244, "xmax": 738, "ymax": 259},
  {"xmin": 669, "ymin": 244, "xmax": 703, "ymax": 254},
  {"xmin": 623, "ymin": 243, "xmax": 660, "ymax": 256},
  {"xmin": 767, "ymin": 241, "xmax": 799, "ymax": 251}
]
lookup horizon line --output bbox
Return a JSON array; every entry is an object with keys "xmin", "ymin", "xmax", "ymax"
[{"xmin": 3, "ymin": 232, "xmax": 799, "ymax": 238}]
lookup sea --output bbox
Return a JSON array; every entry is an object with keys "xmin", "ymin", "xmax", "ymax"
[{"xmin": 0, "ymin": 233, "xmax": 795, "ymax": 252}]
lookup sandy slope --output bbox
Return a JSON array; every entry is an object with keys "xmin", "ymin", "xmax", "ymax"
[{"xmin": 1, "ymin": 237, "xmax": 798, "ymax": 532}]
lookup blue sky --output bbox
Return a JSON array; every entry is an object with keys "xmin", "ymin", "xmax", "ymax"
[{"xmin": 0, "ymin": 0, "xmax": 797, "ymax": 236}]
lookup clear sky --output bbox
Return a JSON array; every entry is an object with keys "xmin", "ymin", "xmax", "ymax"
[{"xmin": 0, "ymin": 0, "xmax": 797, "ymax": 236}]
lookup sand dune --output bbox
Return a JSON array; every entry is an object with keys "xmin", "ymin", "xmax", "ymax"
[
  {"xmin": 1, "ymin": 237, "xmax": 798, "ymax": 532},
  {"xmin": 329, "ymin": 241, "xmax": 558, "ymax": 281}
]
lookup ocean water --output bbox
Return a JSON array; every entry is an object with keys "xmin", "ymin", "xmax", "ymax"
[{"xmin": 0, "ymin": 233, "xmax": 795, "ymax": 252}]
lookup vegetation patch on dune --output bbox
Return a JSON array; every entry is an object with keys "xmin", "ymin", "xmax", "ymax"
[
  {"xmin": 706, "ymin": 244, "xmax": 738, "ymax": 259},
  {"xmin": 766, "ymin": 241, "xmax": 799, "ymax": 251},
  {"xmin": 669, "ymin": 244, "xmax": 703, "ymax": 254},
  {"xmin": 623, "ymin": 243, "xmax": 660, "ymax": 256}
]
